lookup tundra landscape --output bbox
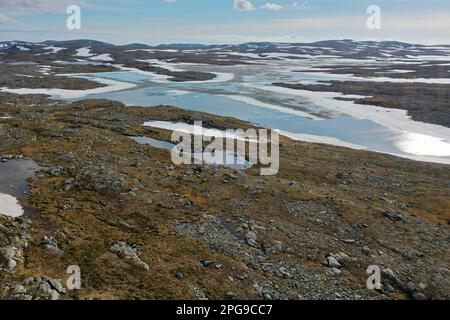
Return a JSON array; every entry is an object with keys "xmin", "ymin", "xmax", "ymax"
[{"xmin": 0, "ymin": 0, "xmax": 449, "ymax": 303}]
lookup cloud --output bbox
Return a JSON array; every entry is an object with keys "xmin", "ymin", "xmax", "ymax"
[
  {"xmin": 164, "ymin": 0, "xmax": 176, "ymax": 3},
  {"xmin": 260, "ymin": 3, "xmax": 282, "ymax": 11},
  {"xmin": 234, "ymin": 0, "xmax": 255, "ymax": 12},
  {"xmin": 0, "ymin": 0, "xmax": 87, "ymax": 13},
  {"xmin": 0, "ymin": 14, "xmax": 17, "ymax": 24}
]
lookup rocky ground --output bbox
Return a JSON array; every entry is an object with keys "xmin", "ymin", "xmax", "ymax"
[{"xmin": 0, "ymin": 93, "xmax": 449, "ymax": 300}]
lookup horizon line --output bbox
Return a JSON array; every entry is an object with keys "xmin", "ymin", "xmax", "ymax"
[{"xmin": 1, "ymin": 37, "xmax": 450, "ymax": 47}]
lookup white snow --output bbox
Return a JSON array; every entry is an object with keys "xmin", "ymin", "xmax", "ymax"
[
  {"xmin": 255, "ymin": 84, "xmax": 450, "ymax": 160},
  {"xmin": 75, "ymin": 47, "xmax": 93, "ymax": 57},
  {"xmin": 143, "ymin": 121, "xmax": 258, "ymax": 142},
  {"xmin": 43, "ymin": 46, "xmax": 66, "ymax": 54},
  {"xmin": 278, "ymin": 130, "xmax": 367, "ymax": 150},
  {"xmin": 138, "ymin": 59, "xmax": 184, "ymax": 72},
  {"xmin": 89, "ymin": 54, "xmax": 114, "ymax": 62},
  {"xmin": 0, "ymin": 193, "xmax": 24, "ymax": 218},
  {"xmin": 220, "ymin": 94, "xmax": 320, "ymax": 120},
  {"xmin": 394, "ymin": 132, "xmax": 450, "ymax": 157},
  {"xmin": 0, "ymin": 75, "xmax": 136, "ymax": 99}
]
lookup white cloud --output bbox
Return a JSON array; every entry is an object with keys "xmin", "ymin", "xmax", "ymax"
[
  {"xmin": 234, "ymin": 0, "xmax": 255, "ymax": 12},
  {"xmin": 260, "ymin": 3, "xmax": 282, "ymax": 11},
  {"xmin": 0, "ymin": 0, "xmax": 87, "ymax": 13},
  {"xmin": 0, "ymin": 14, "xmax": 17, "ymax": 24}
]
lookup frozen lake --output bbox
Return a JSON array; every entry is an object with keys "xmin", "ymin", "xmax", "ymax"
[{"xmin": 67, "ymin": 61, "xmax": 450, "ymax": 165}]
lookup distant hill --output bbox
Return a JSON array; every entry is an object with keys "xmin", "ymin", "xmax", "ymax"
[{"xmin": 43, "ymin": 39, "xmax": 112, "ymax": 47}]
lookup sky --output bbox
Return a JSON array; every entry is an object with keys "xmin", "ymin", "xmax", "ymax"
[{"xmin": 0, "ymin": 0, "xmax": 449, "ymax": 45}]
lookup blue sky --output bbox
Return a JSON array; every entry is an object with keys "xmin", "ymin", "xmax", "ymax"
[{"xmin": 0, "ymin": 0, "xmax": 449, "ymax": 44}]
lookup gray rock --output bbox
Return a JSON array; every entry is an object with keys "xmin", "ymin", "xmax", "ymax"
[
  {"xmin": 37, "ymin": 282, "xmax": 53, "ymax": 296},
  {"xmin": 224, "ymin": 292, "xmax": 236, "ymax": 300},
  {"xmin": 45, "ymin": 278, "xmax": 66, "ymax": 294},
  {"xmin": 23, "ymin": 277, "xmax": 35, "ymax": 285},
  {"xmin": 201, "ymin": 260, "xmax": 216, "ymax": 267},
  {"xmin": 109, "ymin": 241, "xmax": 149, "ymax": 271},
  {"xmin": 326, "ymin": 256, "xmax": 342, "ymax": 268},
  {"xmin": 0, "ymin": 246, "xmax": 18, "ymax": 272},
  {"xmin": 383, "ymin": 210, "xmax": 405, "ymax": 222},
  {"xmin": 404, "ymin": 282, "xmax": 416, "ymax": 294},
  {"xmin": 50, "ymin": 290, "xmax": 60, "ymax": 301},
  {"xmin": 362, "ymin": 246, "xmax": 371, "ymax": 255},
  {"xmin": 13, "ymin": 285, "xmax": 27, "ymax": 295},
  {"xmin": 331, "ymin": 267, "xmax": 342, "ymax": 276},
  {"xmin": 412, "ymin": 292, "xmax": 427, "ymax": 300},
  {"xmin": 245, "ymin": 231, "xmax": 258, "ymax": 247},
  {"xmin": 382, "ymin": 268, "xmax": 404, "ymax": 288},
  {"xmin": 41, "ymin": 236, "xmax": 62, "ymax": 254}
]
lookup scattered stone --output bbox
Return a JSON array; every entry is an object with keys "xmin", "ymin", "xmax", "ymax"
[
  {"xmin": 23, "ymin": 277, "xmax": 35, "ymax": 286},
  {"xmin": 412, "ymin": 292, "xmax": 427, "ymax": 300},
  {"xmin": 224, "ymin": 292, "xmax": 236, "ymax": 300},
  {"xmin": 0, "ymin": 247, "xmax": 17, "ymax": 272},
  {"xmin": 404, "ymin": 282, "xmax": 416, "ymax": 294},
  {"xmin": 245, "ymin": 231, "xmax": 258, "ymax": 247},
  {"xmin": 383, "ymin": 209, "xmax": 405, "ymax": 222},
  {"xmin": 109, "ymin": 241, "xmax": 149, "ymax": 271},
  {"xmin": 331, "ymin": 267, "xmax": 341, "ymax": 276},
  {"xmin": 326, "ymin": 256, "xmax": 342, "ymax": 268},
  {"xmin": 45, "ymin": 278, "xmax": 66, "ymax": 294},
  {"xmin": 41, "ymin": 236, "xmax": 62, "ymax": 254},
  {"xmin": 201, "ymin": 260, "xmax": 216, "ymax": 268}
]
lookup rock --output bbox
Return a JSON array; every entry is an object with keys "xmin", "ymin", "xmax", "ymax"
[
  {"xmin": 404, "ymin": 282, "xmax": 416, "ymax": 294},
  {"xmin": 362, "ymin": 246, "xmax": 371, "ymax": 255},
  {"xmin": 334, "ymin": 252, "xmax": 351, "ymax": 264},
  {"xmin": 45, "ymin": 278, "xmax": 66, "ymax": 294},
  {"xmin": 37, "ymin": 281, "xmax": 53, "ymax": 296},
  {"xmin": 263, "ymin": 293, "xmax": 272, "ymax": 300},
  {"xmin": 326, "ymin": 256, "xmax": 342, "ymax": 268},
  {"xmin": 381, "ymin": 268, "xmax": 396, "ymax": 280},
  {"xmin": 201, "ymin": 260, "xmax": 216, "ymax": 267},
  {"xmin": 245, "ymin": 231, "xmax": 258, "ymax": 247},
  {"xmin": 278, "ymin": 267, "xmax": 292, "ymax": 278},
  {"xmin": 50, "ymin": 290, "xmax": 60, "ymax": 300},
  {"xmin": 383, "ymin": 209, "xmax": 405, "ymax": 222},
  {"xmin": 23, "ymin": 277, "xmax": 35, "ymax": 285},
  {"xmin": 331, "ymin": 267, "xmax": 342, "ymax": 276},
  {"xmin": 271, "ymin": 241, "xmax": 283, "ymax": 253},
  {"xmin": 175, "ymin": 271, "xmax": 184, "ymax": 279},
  {"xmin": 41, "ymin": 236, "xmax": 62, "ymax": 254},
  {"xmin": 382, "ymin": 268, "xmax": 404, "ymax": 288},
  {"xmin": 412, "ymin": 292, "xmax": 427, "ymax": 300},
  {"xmin": 109, "ymin": 241, "xmax": 149, "ymax": 271},
  {"xmin": 13, "ymin": 285, "xmax": 27, "ymax": 295},
  {"xmin": 402, "ymin": 252, "xmax": 413, "ymax": 261},
  {"xmin": 418, "ymin": 282, "xmax": 427, "ymax": 290},
  {"xmin": 46, "ymin": 166, "xmax": 62, "ymax": 177},
  {"xmin": 0, "ymin": 246, "xmax": 19, "ymax": 272},
  {"xmin": 224, "ymin": 292, "xmax": 236, "ymax": 300}
]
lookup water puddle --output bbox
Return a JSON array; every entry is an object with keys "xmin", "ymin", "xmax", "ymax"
[
  {"xmin": 130, "ymin": 136, "xmax": 253, "ymax": 170},
  {"xmin": 0, "ymin": 157, "xmax": 39, "ymax": 218}
]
